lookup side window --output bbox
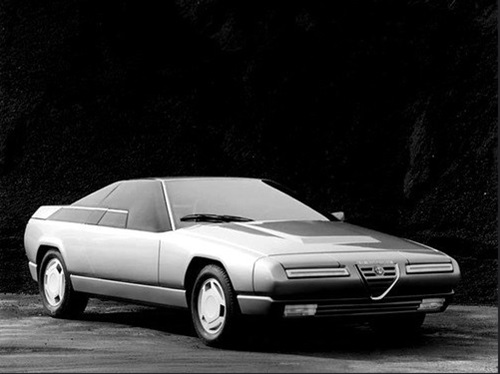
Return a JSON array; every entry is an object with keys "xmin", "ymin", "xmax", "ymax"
[
  {"xmin": 86, "ymin": 209, "xmax": 106, "ymax": 225},
  {"xmin": 98, "ymin": 210, "xmax": 128, "ymax": 229},
  {"xmin": 49, "ymin": 207, "xmax": 93, "ymax": 224},
  {"xmin": 99, "ymin": 180, "xmax": 171, "ymax": 232}
]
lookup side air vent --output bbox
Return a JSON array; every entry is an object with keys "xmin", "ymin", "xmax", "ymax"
[{"xmin": 357, "ymin": 264, "xmax": 399, "ymax": 300}]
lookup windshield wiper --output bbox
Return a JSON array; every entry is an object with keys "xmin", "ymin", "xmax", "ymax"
[{"xmin": 180, "ymin": 213, "xmax": 253, "ymax": 223}]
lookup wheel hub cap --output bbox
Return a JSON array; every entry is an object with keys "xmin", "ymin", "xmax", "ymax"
[
  {"xmin": 198, "ymin": 279, "xmax": 226, "ymax": 334},
  {"xmin": 44, "ymin": 258, "xmax": 65, "ymax": 307}
]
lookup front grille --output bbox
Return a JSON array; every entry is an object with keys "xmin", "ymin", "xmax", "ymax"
[
  {"xmin": 315, "ymin": 299, "xmax": 421, "ymax": 317},
  {"xmin": 357, "ymin": 264, "xmax": 398, "ymax": 298}
]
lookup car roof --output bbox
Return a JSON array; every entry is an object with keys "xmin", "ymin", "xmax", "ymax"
[{"xmin": 118, "ymin": 176, "xmax": 263, "ymax": 183}]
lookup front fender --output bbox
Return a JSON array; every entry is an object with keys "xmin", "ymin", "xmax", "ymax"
[{"xmin": 158, "ymin": 230, "xmax": 262, "ymax": 293}]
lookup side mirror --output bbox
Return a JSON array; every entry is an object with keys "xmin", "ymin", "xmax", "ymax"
[{"xmin": 331, "ymin": 211, "xmax": 345, "ymax": 222}]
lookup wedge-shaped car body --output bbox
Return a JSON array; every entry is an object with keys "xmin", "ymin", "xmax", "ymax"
[{"xmin": 24, "ymin": 177, "xmax": 461, "ymax": 345}]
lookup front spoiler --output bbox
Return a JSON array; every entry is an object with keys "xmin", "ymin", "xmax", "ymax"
[{"xmin": 237, "ymin": 293, "xmax": 454, "ymax": 317}]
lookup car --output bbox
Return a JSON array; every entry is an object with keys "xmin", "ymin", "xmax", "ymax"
[{"xmin": 24, "ymin": 177, "xmax": 461, "ymax": 346}]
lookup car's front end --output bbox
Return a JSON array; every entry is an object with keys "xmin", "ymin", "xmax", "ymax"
[
  {"xmin": 186, "ymin": 220, "xmax": 461, "ymax": 322},
  {"xmin": 241, "ymin": 249, "xmax": 460, "ymax": 320}
]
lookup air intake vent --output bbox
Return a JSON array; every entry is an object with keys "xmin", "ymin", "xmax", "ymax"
[{"xmin": 357, "ymin": 264, "xmax": 399, "ymax": 300}]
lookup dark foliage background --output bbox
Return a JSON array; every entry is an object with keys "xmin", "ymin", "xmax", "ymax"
[{"xmin": 0, "ymin": 0, "xmax": 497, "ymax": 304}]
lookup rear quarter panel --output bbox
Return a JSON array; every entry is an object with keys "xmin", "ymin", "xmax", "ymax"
[{"xmin": 24, "ymin": 218, "xmax": 88, "ymax": 274}]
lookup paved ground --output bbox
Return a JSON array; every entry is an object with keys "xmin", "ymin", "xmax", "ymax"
[{"xmin": 0, "ymin": 294, "xmax": 497, "ymax": 373}]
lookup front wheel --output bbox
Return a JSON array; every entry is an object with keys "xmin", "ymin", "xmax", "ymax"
[
  {"xmin": 190, "ymin": 265, "xmax": 240, "ymax": 347},
  {"xmin": 39, "ymin": 250, "xmax": 88, "ymax": 318}
]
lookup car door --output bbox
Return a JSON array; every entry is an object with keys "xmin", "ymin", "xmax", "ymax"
[{"xmin": 81, "ymin": 180, "xmax": 171, "ymax": 286}]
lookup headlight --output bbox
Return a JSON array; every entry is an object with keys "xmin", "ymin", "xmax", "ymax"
[
  {"xmin": 285, "ymin": 267, "xmax": 350, "ymax": 278},
  {"xmin": 406, "ymin": 263, "xmax": 453, "ymax": 274}
]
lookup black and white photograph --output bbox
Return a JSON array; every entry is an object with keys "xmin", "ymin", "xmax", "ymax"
[{"xmin": 0, "ymin": 0, "xmax": 497, "ymax": 372}]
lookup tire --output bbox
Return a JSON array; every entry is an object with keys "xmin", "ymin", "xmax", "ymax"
[
  {"xmin": 38, "ymin": 249, "xmax": 88, "ymax": 318},
  {"xmin": 370, "ymin": 313, "xmax": 425, "ymax": 335},
  {"xmin": 190, "ymin": 265, "xmax": 240, "ymax": 347}
]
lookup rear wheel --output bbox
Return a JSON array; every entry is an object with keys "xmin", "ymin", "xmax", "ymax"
[
  {"xmin": 190, "ymin": 265, "xmax": 240, "ymax": 347},
  {"xmin": 39, "ymin": 250, "xmax": 88, "ymax": 318}
]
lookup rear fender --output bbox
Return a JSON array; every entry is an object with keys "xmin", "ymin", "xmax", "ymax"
[
  {"xmin": 29, "ymin": 237, "xmax": 68, "ymax": 283},
  {"xmin": 37, "ymin": 237, "xmax": 68, "ymax": 261}
]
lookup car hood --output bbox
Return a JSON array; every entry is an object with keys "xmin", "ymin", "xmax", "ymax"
[{"xmin": 180, "ymin": 220, "xmax": 452, "ymax": 263}]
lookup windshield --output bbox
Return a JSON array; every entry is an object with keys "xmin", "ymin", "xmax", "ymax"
[{"xmin": 165, "ymin": 178, "xmax": 329, "ymax": 229}]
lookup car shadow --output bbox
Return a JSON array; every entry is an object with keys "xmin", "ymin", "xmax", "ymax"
[
  {"xmin": 77, "ymin": 300, "xmax": 444, "ymax": 356},
  {"xmin": 79, "ymin": 303, "xmax": 197, "ymax": 338},
  {"xmin": 232, "ymin": 317, "xmax": 434, "ymax": 354}
]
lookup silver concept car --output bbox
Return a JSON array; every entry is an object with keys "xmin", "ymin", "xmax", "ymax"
[{"xmin": 24, "ymin": 177, "xmax": 461, "ymax": 346}]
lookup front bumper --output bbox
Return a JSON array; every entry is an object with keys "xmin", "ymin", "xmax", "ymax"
[{"xmin": 237, "ymin": 292, "xmax": 454, "ymax": 317}]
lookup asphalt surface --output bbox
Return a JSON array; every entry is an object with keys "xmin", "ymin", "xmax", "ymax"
[{"xmin": 0, "ymin": 294, "xmax": 497, "ymax": 373}]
